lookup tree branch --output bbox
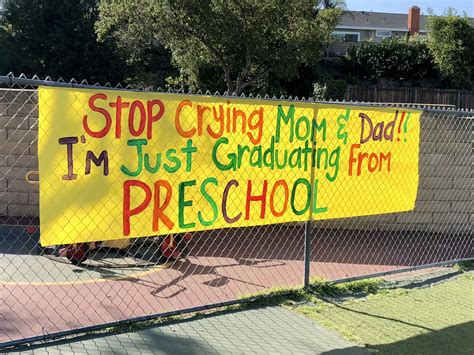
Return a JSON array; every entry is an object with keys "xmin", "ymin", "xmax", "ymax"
[
  {"xmin": 235, "ymin": 45, "xmax": 252, "ymax": 94},
  {"xmin": 240, "ymin": 68, "xmax": 270, "ymax": 90},
  {"xmin": 172, "ymin": 24, "xmax": 235, "ymax": 92}
]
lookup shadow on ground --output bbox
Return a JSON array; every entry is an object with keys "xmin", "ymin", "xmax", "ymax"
[
  {"xmin": 368, "ymin": 321, "xmax": 474, "ymax": 354},
  {"xmin": 2, "ymin": 224, "xmax": 472, "ymax": 268},
  {"xmin": 5, "ymin": 306, "xmax": 368, "ymax": 354}
]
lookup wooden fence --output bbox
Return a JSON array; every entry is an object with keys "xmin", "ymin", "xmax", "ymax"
[{"xmin": 345, "ymin": 86, "xmax": 474, "ymax": 109}]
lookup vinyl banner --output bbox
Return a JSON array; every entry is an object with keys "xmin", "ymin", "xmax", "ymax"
[{"xmin": 38, "ymin": 87, "xmax": 420, "ymax": 246}]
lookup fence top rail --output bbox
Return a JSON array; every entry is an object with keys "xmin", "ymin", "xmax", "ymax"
[
  {"xmin": 347, "ymin": 85, "xmax": 473, "ymax": 93},
  {"xmin": 1, "ymin": 74, "xmax": 473, "ymax": 115}
]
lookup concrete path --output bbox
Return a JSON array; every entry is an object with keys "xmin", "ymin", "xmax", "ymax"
[{"xmin": 13, "ymin": 306, "xmax": 368, "ymax": 354}]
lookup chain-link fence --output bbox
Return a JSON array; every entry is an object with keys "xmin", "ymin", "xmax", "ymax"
[{"xmin": 0, "ymin": 74, "xmax": 472, "ymax": 350}]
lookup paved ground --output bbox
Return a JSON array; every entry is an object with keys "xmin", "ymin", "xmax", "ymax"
[
  {"xmin": 1, "ymin": 225, "xmax": 471, "ymax": 344},
  {"xmin": 7, "ymin": 269, "xmax": 471, "ymax": 354},
  {"xmin": 11, "ymin": 306, "xmax": 368, "ymax": 354}
]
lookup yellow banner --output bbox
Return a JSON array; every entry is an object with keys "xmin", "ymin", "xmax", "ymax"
[{"xmin": 38, "ymin": 87, "xmax": 420, "ymax": 246}]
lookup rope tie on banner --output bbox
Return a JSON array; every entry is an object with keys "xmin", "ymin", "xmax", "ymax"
[{"xmin": 25, "ymin": 171, "xmax": 39, "ymax": 185}]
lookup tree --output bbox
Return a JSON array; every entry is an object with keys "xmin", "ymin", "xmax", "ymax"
[
  {"xmin": 105, "ymin": 34, "xmax": 178, "ymax": 88},
  {"xmin": 426, "ymin": 9, "xmax": 474, "ymax": 89},
  {"xmin": 0, "ymin": 0, "xmax": 126, "ymax": 82},
  {"xmin": 96, "ymin": 0, "xmax": 341, "ymax": 94},
  {"xmin": 319, "ymin": 0, "xmax": 346, "ymax": 10}
]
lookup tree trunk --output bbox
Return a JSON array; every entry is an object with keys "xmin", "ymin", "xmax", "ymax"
[{"xmin": 223, "ymin": 68, "xmax": 236, "ymax": 94}]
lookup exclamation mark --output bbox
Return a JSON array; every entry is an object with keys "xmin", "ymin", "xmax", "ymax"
[
  {"xmin": 397, "ymin": 111, "xmax": 406, "ymax": 142},
  {"xmin": 403, "ymin": 112, "xmax": 411, "ymax": 142}
]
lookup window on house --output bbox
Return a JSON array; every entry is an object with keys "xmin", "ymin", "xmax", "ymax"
[
  {"xmin": 332, "ymin": 32, "xmax": 360, "ymax": 42},
  {"xmin": 376, "ymin": 30, "xmax": 392, "ymax": 38}
]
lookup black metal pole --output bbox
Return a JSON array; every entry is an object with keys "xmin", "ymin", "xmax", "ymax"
[
  {"xmin": 304, "ymin": 220, "xmax": 312, "ymax": 288},
  {"xmin": 304, "ymin": 106, "xmax": 318, "ymax": 288}
]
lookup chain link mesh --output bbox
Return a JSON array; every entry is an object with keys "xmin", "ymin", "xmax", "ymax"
[{"xmin": 0, "ymin": 75, "xmax": 472, "ymax": 348}]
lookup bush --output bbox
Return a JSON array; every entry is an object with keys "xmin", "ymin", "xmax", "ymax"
[
  {"xmin": 427, "ymin": 9, "xmax": 474, "ymax": 89},
  {"xmin": 344, "ymin": 36, "xmax": 437, "ymax": 82},
  {"xmin": 313, "ymin": 79, "xmax": 347, "ymax": 100}
]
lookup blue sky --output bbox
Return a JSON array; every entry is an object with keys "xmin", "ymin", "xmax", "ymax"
[{"xmin": 345, "ymin": 0, "xmax": 474, "ymax": 16}]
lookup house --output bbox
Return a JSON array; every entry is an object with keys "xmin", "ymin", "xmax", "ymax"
[
  {"xmin": 0, "ymin": 0, "xmax": 5, "ymax": 18},
  {"xmin": 328, "ymin": 6, "xmax": 425, "ymax": 57}
]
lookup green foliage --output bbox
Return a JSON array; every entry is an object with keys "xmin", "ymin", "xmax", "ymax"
[
  {"xmin": 96, "ymin": 0, "xmax": 342, "ymax": 94},
  {"xmin": 456, "ymin": 260, "xmax": 474, "ymax": 272},
  {"xmin": 239, "ymin": 286, "xmax": 306, "ymax": 306},
  {"xmin": 426, "ymin": 9, "xmax": 474, "ymax": 89},
  {"xmin": 248, "ymin": 64, "xmax": 321, "ymax": 98},
  {"xmin": 313, "ymin": 79, "xmax": 347, "ymax": 100},
  {"xmin": 239, "ymin": 277, "xmax": 383, "ymax": 306},
  {"xmin": 321, "ymin": 0, "xmax": 346, "ymax": 9},
  {"xmin": 343, "ymin": 10, "xmax": 474, "ymax": 90},
  {"xmin": 0, "ymin": 29, "xmax": 19, "ymax": 73},
  {"xmin": 344, "ymin": 36, "xmax": 436, "ymax": 83},
  {"xmin": 308, "ymin": 277, "xmax": 382, "ymax": 296},
  {"xmin": 313, "ymin": 82, "xmax": 327, "ymax": 100},
  {"xmin": 0, "ymin": 0, "xmax": 126, "ymax": 83},
  {"xmin": 93, "ymin": 2, "xmax": 177, "ymax": 87},
  {"xmin": 113, "ymin": 37, "xmax": 177, "ymax": 88},
  {"xmin": 336, "ymin": 279, "xmax": 382, "ymax": 294}
]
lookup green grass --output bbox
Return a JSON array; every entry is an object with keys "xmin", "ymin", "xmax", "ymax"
[
  {"xmin": 238, "ymin": 277, "xmax": 384, "ymax": 305},
  {"xmin": 309, "ymin": 277, "xmax": 383, "ymax": 296},
  {"xmin": 456, "ymin": 260, "xmax": 474, "ymax": 272},
  {"xmin": 292, "ymin": 272, "xmax": 474, "ymax": 354},
  {"xmin": 237, "ymin": 267, "xmax": 473, "ymax": 354}
]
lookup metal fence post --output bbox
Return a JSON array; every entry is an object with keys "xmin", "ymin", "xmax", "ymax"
[
  {"xmin": 304, "ymin": 107, "xmax": 318, "ymax": 289},
  {"xmin": 304, "ymin": 220, "xmax": 312, "ymax": 288}
]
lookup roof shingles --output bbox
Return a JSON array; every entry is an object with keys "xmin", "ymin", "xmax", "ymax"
[{"xmin": 338, "ymin": 11, "xmax": 427, "ymax": 31}]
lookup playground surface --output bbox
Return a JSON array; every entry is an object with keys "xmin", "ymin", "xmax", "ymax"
[
  {"xmin": 9, "ymin": 267, "xmax": 471, "ymax": 354},
  {"xmin": 1, "ymin": 225, "xmax": 471, "ymax": 345}
]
